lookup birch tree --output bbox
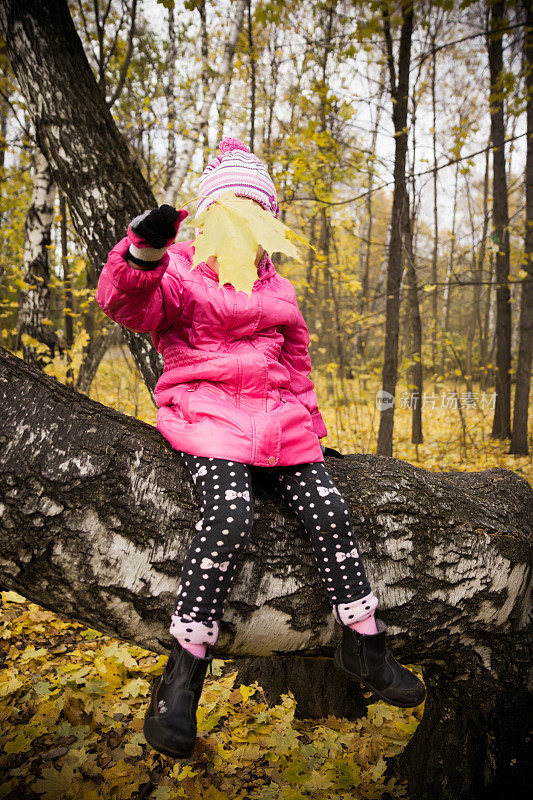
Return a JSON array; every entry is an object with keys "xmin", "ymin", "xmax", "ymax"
[{"xmin": 14, "ymin": 148, "xmax": 57, "ymax": 368}]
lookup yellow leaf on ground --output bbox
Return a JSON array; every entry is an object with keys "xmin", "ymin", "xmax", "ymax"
[
  {"xmin": 4, "ymin": 731, "xmax": 33, "ymax": 754},
  {"xmin": 202, "ymin": 785, "xmax": 232, "ymax": 800},
  {"xmin": 2, "ymin": 590, "xmax": 26, "ymax": 603},
  {"xmin": 19, "ymin": 647, "xmax": 49, "ymax": 663},
  {"xmin": 238, "ymin": 683, "xmax": 258, "ymax": 701},
  {"xmin": 170, "ymin": 763, "xmax": 199, "ymax": 780},
  {"xmin": 0, "ymin": 676, "xmax": 23, "ymax": 698},
  {"xmin": 32, "ymin": 765, "xmax": 77, "ymax": 800},
  {"xmin": 124, "ymin": 741, "xmax": 143, "ymax": 757},
  {"xmin": 307, "ymin": 769, "xmax": 335, "ymax": 790},
  {"xmin": 120, "ymin": 677, "xmax": 150, "ymax": 698}
]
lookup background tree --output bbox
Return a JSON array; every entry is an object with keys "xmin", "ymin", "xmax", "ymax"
[
  {"xmin": 511, "ymin": 0, "xmax": 533, "ymax": 455},
  {"xmin": 377, "ymin": 0, "xmax": 414, "ymax": 456},
  {"xmin": 487, "ymin": 0, "xmax": 512, "ymax": 440}
]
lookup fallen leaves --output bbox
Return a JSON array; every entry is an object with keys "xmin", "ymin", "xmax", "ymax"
[
  {"xmin": 32, "ymin": 764, "xmax": 80, "ymax": 800},
  {"xmin": 0, "ymin": 589, "xmax": 421, "ymax": 800}
]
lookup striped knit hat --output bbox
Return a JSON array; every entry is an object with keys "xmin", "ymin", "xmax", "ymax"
[{"xmin": 196, "ymin": 137, "xmax": 279, "ymax": 219}]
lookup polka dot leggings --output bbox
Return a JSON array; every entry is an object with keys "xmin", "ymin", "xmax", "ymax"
[{"xmin": 170, "ymin": 452, "xmax": 379, "ymax": 647}]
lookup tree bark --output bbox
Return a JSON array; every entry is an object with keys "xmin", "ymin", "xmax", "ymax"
[
  {"xmin": 75, "ymin": 323, "xmax": 122, "ymax": 394},
  {"xmin": 0, "ymin": 39, "xmax": 9, "ymax": 178},
  {"xmin": 247, "ymin": 0, "xmax": 256, "ymax": 151},
  {"xmin": 355, "ymin": 60, "xmax": 385, "ymax": 361},
  {"xmin": 263, "ymin": 32, "xmax": 279, "ymax": 173},
  {"xmin": 216, "ymin": 73, "xmax": 233, "ymax": 145},
  {"xmin": 481, "ymin": 251, "xmax": 496, "ymax": 386},
  {"xmin": 377, "ymin": 0, "xmax": 413, "ymax": 456},
  {"xmin": 164, "ymin": 2, "xmax": 177, "ymax": 190},
  {"xmin": 105, "ymin": 0, "xmax": 138, "ymax": 109},
  {"xmin": 440, "ymin": 159, "xmax": 459, "ymax": 376},
  {"xmin": 59, "ymin": 191, "xmax": 74, "ymax": 385},
  {"xmin": 14, "ymin": 148, "xmax": 58, "ymax": 368},
  {"xmin": 0, "ymin": 345, "xmax": 532, "ymax": 800},
  {"xmin": 405, "ymin": 63, "xmax": 423, "ymax": 447},
  {"xmin": 403, "ymin": 199, "xmax": 423, "ymax": 446},
  {"xmin": 301, "ymin": 212, "xmax": 316, "ymax": 322},
  {"xmin": 321, "ymin": 211, "xmax": 347, "ymax": 388},
  {"xmin": 487, "ymin": 0, "xmax": 512, "ymax": 440},
  {"xmin": 0, "ymin": 0, "xmax": 163, "ymax": 393},
  {"xmin": 430, "ymin": 25, "xmax": 440, "ymax": 380},
  {"xmin": 510, "ymin": 0, "xmax": 533, "ymax": 455},
  {"xmin": 198, "ymin": 0, "xmax": 211, "ymax": 168},
  {"xmin": 465, "ymin": 145, "xmax": 490, "ymax": 380}
]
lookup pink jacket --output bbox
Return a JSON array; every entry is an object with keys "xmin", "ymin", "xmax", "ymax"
[{"xmin": 95, "ymin": 237, "xmax": 327, "ymax": 467}]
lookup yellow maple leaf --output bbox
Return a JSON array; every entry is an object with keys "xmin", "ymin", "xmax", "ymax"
[
  {"xmin": 0, "ymin": 676, "xmax": 23, "ymax": 698},
  {"xmin": 238, "ymin": 683, "xmax": 258, "ymax": 701},
  {"xmin": 2, "ymin": 590, "xmax": 26, "ymax": 603},
  {"xmin": 192, "ymin": 191, "xmax": 303, "ymax": 296},
  {"xmin": 120, "ymin": 677, "xmax": 150, "ymax": 698},
  {"xmin": 32, "ymin": 765, "xmax": 77, "ymax": 800},
  {"xmin": 4, "ymin": 731, "xmax": 33, "ymax": 754}
]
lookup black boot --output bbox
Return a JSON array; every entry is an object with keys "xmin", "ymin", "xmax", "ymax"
[
  {"xmin": 333, "ymin": 618, "xmax": 426, "ymax": 708},
  {"xmin": 143, "ymin": 640, "xmax": 213, "ymax": 758}
]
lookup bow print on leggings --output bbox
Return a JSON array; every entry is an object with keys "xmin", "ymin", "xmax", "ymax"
[
  {"xmin": 317, "ymin": 485, "xmax": 341, "ymax": 497},
  {"xmin": 335, "ymin": 547, "xmax": 359, "ymax": 563},
  {"xmin": 225, "ymin": 489, "xmax": 250, "ymax": 501},
  {"xmin": 201, "ymin": 557, "xmax": 230, "ymax": 572}
]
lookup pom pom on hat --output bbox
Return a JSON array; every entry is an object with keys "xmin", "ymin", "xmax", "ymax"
[
  {"xmin": 219, "ymin": 137, "xmax": 250, "ymax": 154},
  {"xmin": 197, "ymin": 135, "xmax": 279, "ymax": 219}
]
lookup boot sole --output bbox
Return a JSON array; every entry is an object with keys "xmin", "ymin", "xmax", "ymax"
[
  {"xmin": 143, "ymin": 725, "xmax": 196, "ymax": 759},
  {"xmin": 333, "ymin": 648, "xmax": 426, "ymax": 709}
]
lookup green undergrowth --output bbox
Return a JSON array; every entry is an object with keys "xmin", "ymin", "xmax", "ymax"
[{"xmin": 0, "ymin": 591, "xmax": 424, "ymax": 799}]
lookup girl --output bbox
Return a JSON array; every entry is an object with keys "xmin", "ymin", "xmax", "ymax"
[{"xmin": 95, "ymin": 137, "xmax": 425, "ymax": 759}]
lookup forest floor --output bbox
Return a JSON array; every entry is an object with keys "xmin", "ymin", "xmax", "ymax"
[
  {"xmin": 0, "ymin": 348, "xmax": 529, "ymax": 799},
  {"xmin": 0, "ymin": 590, "xmax": 422, "ymax": 800}
]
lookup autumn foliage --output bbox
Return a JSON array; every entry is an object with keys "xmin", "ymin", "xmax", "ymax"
[{"xmin": 0, "ymin": 590, "xmax": 423, "ymax": 799}]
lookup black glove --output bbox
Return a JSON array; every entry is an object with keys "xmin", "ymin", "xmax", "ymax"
[{"xmin": 128, "ymin": 204, "xmax": 188, "ymax": 249}]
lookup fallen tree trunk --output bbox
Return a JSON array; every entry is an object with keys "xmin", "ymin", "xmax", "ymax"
[{"xmin": 0, "ymin": 347, "xmax": 531, "ymax": 799}]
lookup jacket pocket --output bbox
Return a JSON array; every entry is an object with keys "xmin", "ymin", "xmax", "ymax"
[{"xmin": 177, "ymin": 381, "xmax": 201, "ymax": 421}]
